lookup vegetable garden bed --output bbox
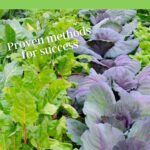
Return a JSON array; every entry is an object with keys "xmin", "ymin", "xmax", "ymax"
[{"xmin": 0, "ymin": 9, "xmax": 150, "ymax": 150}]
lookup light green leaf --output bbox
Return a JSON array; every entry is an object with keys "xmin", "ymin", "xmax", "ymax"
[
  {"xmin": 47, "ymin": 79, "xmax": 71, "ymax": 102},
  {"xmin": 5, "ymin": 23, "xmax": 16, "ymax": 44},
  {"xmin": 38, "ymin": 68, "xmax": 57, "ymax": 84},
  {"xmin": 49, "ymin": 139, "xmax": 73, "ymax": 150},
  {"xmin": 11, "ymin": 91, "xmax": 38, "ymax": 125},
  {"xmin": 63, "ymin": 104, "xmax": 79, "ymax": 119},
  {"xmin": 42, "ymin": 103, "xmax": 58, "ymax": 115},
  {"xmin": 30, "ymin": 119, "xmax": 50, "ymax": 149},
  {"xmin": 76, "ymin": 54, "xmax": 92, "ymax": 62},
  {"xmin": 56, "ymin": 51, "xmax": 75, "ymax": 76},
  {"xmin": 48, "ymin": 116, "xmax": 67, "ymax": 141}
]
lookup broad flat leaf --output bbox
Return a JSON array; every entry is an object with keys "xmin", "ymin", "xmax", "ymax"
[
  {"xmin": 114, "ymin": 55, "xmax": 141, "ymax": 75},
  {"xmin": 56, "ymin": 51, "xmax": 75, "ymax": 76},
  {"xmin": 67, "ymin": 118, "xmax": 87, "ymax": 145},
  {"xmin": 90, "ymin": 10, "xmax": 109, "ymax": 25},
  {"xmin": 94, "ymin": 54, "xmax": 141, "ymax": 74},
  {"xmin": 130, "ymin": 91, "xmax": 150, "ymax": 116},
  {"xmin": 104, "ymin": 39, "xmax": 139, "ymax": 58},
  {"xmin": 11, "ymin": 91, "xmax": 38, "ymax": 125},
  {"xmin": 68, "ymin": 27, "xmax": 103, "ymax": 61},
  {"xmin": 47, "ymin": 79, "xmax": 71, "ymax": 102},
  {"xmin": 0, "ymin": 110, "xmax": 12, "ymax": 131},
  {"xmin": 83, "ymin": 82, "xmax": 116, "ymax": 127},
  {"xmin": 2, "ymin": 61, "xmax": 23, "ymax": 86},
  {"xmin": 88, "ymin": 27, "xmax": 139, "ymax": 59},
  {"xmin": 62, "ymin": 104, "xmax": 79, "ymax": 119},
  {"xmin": 74, "ymin": 44, "xmax": 102, "ymax": 60},
  {"xmin": 49, "ymin": 139, "xmax": 73, "ymax": 150},
  {"xmin": 90, "ymin": 9, "xmax": 136, "ymax": 25},
  {"xmin": 81, "ymin": 123, "xmax": 124, "ymax": 150},
  {"xmin": 106, "ymin": 10, "xmax": 137, "ymax": 25},
  {"xmin": 136, "ymin": 65, "xmax": 150, "ymax": 95},
  {"xmin": 30, "ymin": 119, "xmax": 50, "ymax": 149},
  {"xmin": 67, "ymin": 74, "xmax": 85, "ymax": 101},
  {"xmin": 75, "ymin": 71, "xmax": 106, "ymax": 99},
  {"xmin": 120, "ymin": 20, "xmax": 137, "ymax": 37},
  {"xmin": 0, "ymin": 23, "xmax": 16, "ymax": 60},
  {"xmin": 38, "ymin": 68, "xmax": 57, "ymax": 85},
  {"xmin": 92, "ymin": 18, "xmax": 122, "ymax": 33},
  {"xmin": 42, "ymin": 103, "xmax": 58, "ymax": 115},
  {"xmin": 6, "ymin": 19, "xmax": 33, "ymax": 40},
  {"xmin": 76, "ymin": 54, "xmax": 93, "ymax": 62},
  {"xmin": 106, "ymin": 99, "xmax": 140, "ymax": 130},
  {"xmin": 90, "ymin": 10, "xmax": 137, "ymax": 26},
  {"xmin": 113, "ymin": 82, "xmax": 150, "ymax": 117},
  {"xmin": 67, "ymin": 74, "xmax": 85, "ymax": 84},
  {"xmin": 89, "ymin": 67, "xmax": 99, "ymax": 75},
  {"xmin": 104, "ymin": 67, "xmax": 138, "ymax": 92},
  {"xmin": 67, "ymin": 27, "xmax": 86, "ymax": 45},
  {"xmin": 90, "ymin": 27, "xmax": 123, "ymax": 43},
  {"xmin": 48, "ymin": 116, "xmax": 67, "ymax": 141},
  {"xmin": 78, "ymin": 9, "xmax": 91, "ymax": 17},
  {"xmin": 128, "ymin": 118, "xmax": 150, "ymax": 144},
  {"xmin": 87, "ymin": 40, "xmax": 114, "ymax": 57},
  {"xmin": 113, "ymin": 138, "xmax": 150, "ymax": 150},
  {"xmin": 101, "ymin": 54, "xmax": 141, "ymax": 74},
  {"xmin": 100, "ymin": 59, "xmax": 115, "ymax": 68},
  {"xmin": 137, "ymin": 65, "xmax": 150, "ymax": 81},
  {"xmin": 5, "ymin": 24, "xmax": 16, "ymax": 44}
]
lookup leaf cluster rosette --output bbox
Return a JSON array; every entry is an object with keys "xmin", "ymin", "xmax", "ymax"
[{"xmin": 72, "ymin": 10, "xmax": 139, "ymax": 64}]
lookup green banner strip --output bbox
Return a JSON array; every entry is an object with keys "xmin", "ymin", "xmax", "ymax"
[{"xmin": 0, "ymin": 0, "xmax": 150, "ymax": 9}]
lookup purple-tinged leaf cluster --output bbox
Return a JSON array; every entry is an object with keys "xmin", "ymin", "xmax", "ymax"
[{"xmin": 66, "ymin": 9, "xmax": 150, "ymax": 150}]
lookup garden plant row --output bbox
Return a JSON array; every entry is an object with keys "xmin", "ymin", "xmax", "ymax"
[{"xmin": 0, "ymin": 9, "xmax": 150, "ymax": 150}]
